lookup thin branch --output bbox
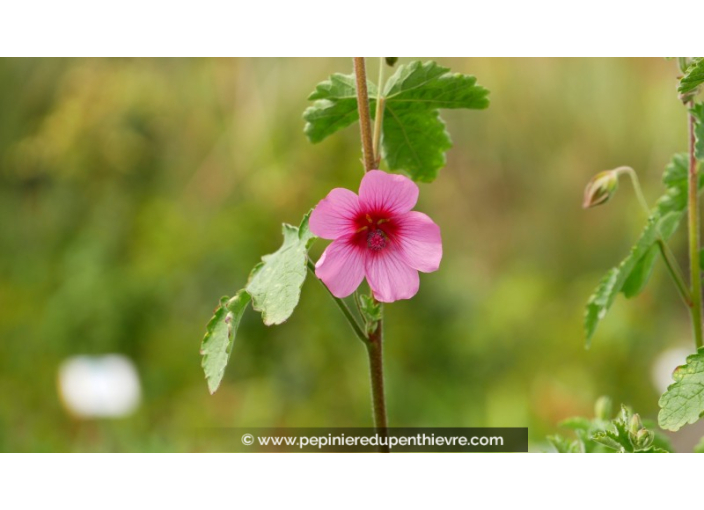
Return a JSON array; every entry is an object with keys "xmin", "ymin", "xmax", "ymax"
[{"xmin": 307, "ymin": 259, "xmax": 368, "ymax": 346}]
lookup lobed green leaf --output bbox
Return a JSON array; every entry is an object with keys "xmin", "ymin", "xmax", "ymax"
[
  {"xmin": 246, "ymin": 212, "xmax": 316, "ymax": 326},
  {"xmin": 591, "ymin": 431, "xmax": 626, "ymax": 451},
  {"xmin": 200, "ymin": 291, "xmax": 251, "ymax": 394},
  {"xmin": 382, "ymin": 62, "xmax": 489, "ymax": 182},
  {"xmin": 658, "ymin": 347, "xmax": 704, "ymax": 431},
  {"xmin": 384, "ymin": 61, "xmax": 490, "ymax": 111},
  {"xmin": 303, "ymin": 60, "xmax": 489, "ymax": 182},
  {"xmin": 381, "ymin": 105, "xmax": 451, "ymax": 183},
  {"xmin": 303, "ymin": 74, "xmax": 377, "ymax": 144}
]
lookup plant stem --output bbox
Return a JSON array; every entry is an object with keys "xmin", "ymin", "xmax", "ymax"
[
  {"xmin": 366, "ymin": 320, "xmax": 389, "ymax": 452},
  {"xmin": 354, "ymin": 57, "xmax": 389, "ymax": 450},
  {"xmin": 353, "ymin": 57, "xmax": 375, "ymax": 173},
  {"xmin": 687, "ymin": 103, "xmax": 703, "ymax": 349},
  {"xmin": 616, "ymin": 166, "xmax": 692, "ymax": 306},
  {"xmin": 372, "ymin": 57, "xmax": 385, "ymax": 167},
  {"xmin": 307, "ymin": 260, "xmax": 368, "ymax": 346}
]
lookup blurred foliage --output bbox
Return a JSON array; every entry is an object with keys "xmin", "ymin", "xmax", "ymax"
[
  {"xmin": 548, "ymin": 396, "xmax": 673, "ymax": 453},
  {"xmin": 0, "ymin": 58, "xmax": 700, "ymax": 452}
]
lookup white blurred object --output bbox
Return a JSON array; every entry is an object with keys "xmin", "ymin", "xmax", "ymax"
[
  {"xmin": 58, "ymin": 354, "xmax": 141, "ymax": 418},
  {"xmin": 651, "ymin": 347, "xmax": 692, "ymax": 395}
]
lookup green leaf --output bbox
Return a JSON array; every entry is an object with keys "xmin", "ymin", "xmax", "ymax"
[
  {"xmin": 303, "ymin": 60, "xmax": 489, "ymax": 182},
  {"xmin": 383, "ymin": 61, "xmax": 490, "ymax": 110},
  {"xmin": 200, "ymin": 291, "xmax": 251, "ymax": 394},
  {"xmin": 679, "ymin": 58, "xmax": 704, "ymax": 98},
  {"xmin": 591, "ymin": 431, "xmax": 626, "ymax": 452},
  {"xmin": 381, "ymin": 105, "xmax": 451, "ymax": 183},
  {"xmin": 596, "ymin": 406, "xmax": 638, "ymax": 452},
  {"xmin": 585, "ymin": 216, "xmax": 662, "ymax": 344},
  {"xmin": 585, "ymin": 154, "xmax": 696, "ymax": 345},
  {"xmin": 691, "ymin": 102, "xmax": 704, "ymax": 161},
  {"xmin": 245, "ymin": 212, "xmax": 316, "ymax": 326},
  {"xmin": 620, "ymin": 212, "xmax": 680, "ymax": 299},
  {"xmin": 303, "ymin": 74, "xmax": 377, "ymax": 144},
  {"xmin": 658, "ymin": 347, "xmax": 704, "ymax": 431},
  {"xmin": 382, "ymin": 61, "xmax": 489, "ymax": 182},
  {"xmin": 621, "ymin": 245, "xmax": 659, "ymax": 298}
]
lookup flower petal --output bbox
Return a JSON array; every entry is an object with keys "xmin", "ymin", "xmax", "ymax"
[
  {"xmin": 315, "ymin": 238, "xmax": 365, "ymax": 298},
  {"xmin": 365, "ymin": 250, "xmax": 419, "ymax": 303},
  {"xmin": 358, "ymin": 170, "xmax": 419, "ymax": 215},
  {"xmin": 309, "ymin": 188, "xmax": 360, "ymax": 240},
  {"xmin": 395, "ymin": 211, "xmax": 442, "ymax": 273}
]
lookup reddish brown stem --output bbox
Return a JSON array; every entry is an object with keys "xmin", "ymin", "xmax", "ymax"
[
  {"xmin": 354, "ymin": 57, "xmax": 389, "ymax": 452},
  {"xmin": 353, "ymin": 57, "xmax": 375, "ymax": 173}
]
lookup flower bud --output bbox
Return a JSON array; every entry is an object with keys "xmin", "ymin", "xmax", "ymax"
[
  {"xmin": 385, "ymin": 57, "xmax": 398, "ymax": 67},
  {"xmin": 594, "ymin": 396, "xmax": 612, "ymax": 421},
  {"xmin": 583, "ymin": 170, "xmax": 619, "ymax": 209},
  {"xmin": 633, "ymin": 429, "xmax": 654, "ymax": 450},
  {"xmin": 629, "ymin": 413, "xmax": 644, "ymax": 437}
]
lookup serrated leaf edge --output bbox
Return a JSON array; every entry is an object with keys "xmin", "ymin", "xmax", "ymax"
[
  {"xmin": 200, "ymin": 290, "xmax": 251, "ymax": 394},
  {"xmin": 658, "ymin": 347, "xmax": 704, "ymax": 431}
]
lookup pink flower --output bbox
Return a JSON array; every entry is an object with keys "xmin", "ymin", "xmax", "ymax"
[{"xmin": 310, "ymin": 170, "xmax": 442, "ymax": 303}]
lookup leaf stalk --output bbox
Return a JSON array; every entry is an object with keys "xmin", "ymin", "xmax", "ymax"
[
  {"xmin": 307, "ymin": 259, "xmax": 368, "ymax": 346},
  {"xmin": 372, "ymin": 57, "xmax": 386, "ymax": 167},
  {"xmin": 616, "ymin": 166, "xmax": 692, "ymax": 306}
]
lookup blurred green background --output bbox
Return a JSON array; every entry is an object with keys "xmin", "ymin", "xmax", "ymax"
[{"xmin": 0, "ymin": 58, "xmax": 700, "ymax": 452}]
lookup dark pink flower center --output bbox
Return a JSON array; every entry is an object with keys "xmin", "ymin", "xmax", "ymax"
[
  {"xmin": 367, "ymin": 229, "xmax": 387, "ymax": 251},
  {"xmin": 351, "ymin": 211, "xmax": 397, "ymax": 252}
]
